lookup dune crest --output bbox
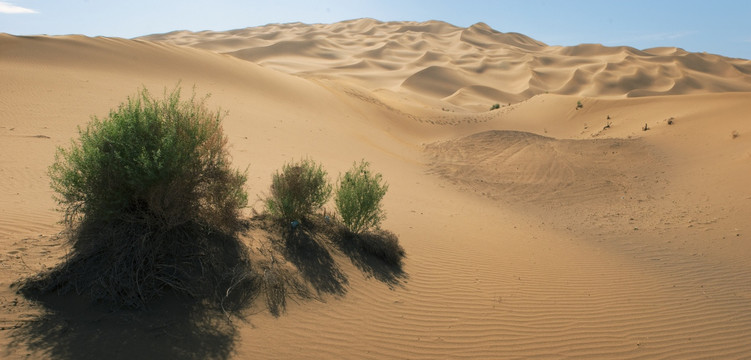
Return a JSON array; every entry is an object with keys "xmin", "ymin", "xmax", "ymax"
[{"xmin": 141, "ymin": 19, "xmax": 751, "ymax": 110}]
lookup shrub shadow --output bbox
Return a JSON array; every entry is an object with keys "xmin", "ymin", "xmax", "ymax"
[
  {"xmin": 330, "ymin": 229, "xmax": 408, "ymax": 288},
  {"xmin": 280, "ymin": 223, "xmax": 349, "ymax": 296},
  {"xmin": 9, "ymin": 226, "xmax": 259, "ymax": 360},
  {"xmin": 7, "ymin": 294, "xmax": 240, "ymax": 360},
  {"xmin": 16, "ymin": 220, "xmax": 258, "ymax": 311},
  {"xmin": 253, "ymin": 252, "xmax": 313, "ymax": 317}
]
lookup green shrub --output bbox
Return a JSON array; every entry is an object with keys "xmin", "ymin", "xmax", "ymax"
[
  {"xmin": 50, "ymin": 86, "xmax": 247, "ymax": 231},
  {"xmin": 335, "ymin": 160, "xmax": 389, "ymax": 234},
  {"xmin": 266, "ymin": 158, "xmax": 332, "ymax": 222},
  {"xmin": 39, "ymin": 85, "xmax": 250, "ymax": 308},
  {"xmin": 490, "ymin": 103, "xmax": 500, "ymax": 111}
]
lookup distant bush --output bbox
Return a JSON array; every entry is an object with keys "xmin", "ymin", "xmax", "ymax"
[
  {"xmin": 335, "ymin": 160, "xmax": 389, "ymax": 234},
  {"xmin": 266, "ymin": 158, "xmax": 332, "ymax": 222},
  {"xmin": 34, "ymin": 86, "xmax": 250, "ymax": 308},
  {"xmin": 576, "ymin": 100, "xmax": 583, "ymax": 110},
  {"xmin": 490, "ymin": 103, "xmax": 500, "ymax": 111}
]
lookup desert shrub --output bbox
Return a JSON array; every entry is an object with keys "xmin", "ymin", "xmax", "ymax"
[
  {"xmin": 335, "ymin": 160, "xmax": 389, "ymax": 234},
  {"xmin": 50, "ymin": 86, "xmax": 247, "ymax": 232},
  {"xmin": 490, "ymin": 103, "xmax": 500, "ymax": 111},
  {"xmin": 30, "ymin": 85, "xmax": 251, "ymax": 308},
  {"xmin": 266, "ymin": 158, "xmax": 332, "ymax": 222}
]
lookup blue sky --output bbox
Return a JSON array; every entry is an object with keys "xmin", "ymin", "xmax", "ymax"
[{"xmin": 2, "ymin": 0, "xmax": 750, "ymax": 60}]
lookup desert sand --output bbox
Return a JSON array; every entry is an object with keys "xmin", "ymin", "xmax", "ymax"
[{"xmin": 1, "ymin": 18, "xmax": 750, "ymax": 359}]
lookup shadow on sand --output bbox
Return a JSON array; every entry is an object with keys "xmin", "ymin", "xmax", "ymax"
[
  {"xmin": 254, "ymin": 214, "xmax": 407, "ymax": 316},
  {"xmin": 273, "ymin": 216, "xmax": 408, "ymax": 296},
  {"xmin": 7, "ymin": 293, "xmax": 240, "ymax": 360},
  {"xmin": 7, "ymin": 227, "xmax": 258, "ymax": 360},
  {"xmin": 8, "ymin": 215, "xmax": 408, "ymax": 358},
  {"xmin": 331, "ymin": 230, "xmax": 407, "ymax": 289},
  {"xmin": 281, "ymin": 224, "xmax": 349, "ymax": 296}
]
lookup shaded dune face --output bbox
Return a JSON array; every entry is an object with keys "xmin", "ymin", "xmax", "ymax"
[{"xmin": 141, "ymin": 19, "xmax": 751, "ymax": 110}]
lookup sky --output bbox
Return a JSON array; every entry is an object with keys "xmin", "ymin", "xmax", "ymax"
[{"xmin": 2, "ymin": 0, "xmax": 750, "ymax": 60}]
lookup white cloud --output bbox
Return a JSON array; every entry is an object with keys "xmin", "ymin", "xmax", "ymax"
[{"xmin": 0, "ymin": 1, "xmax": 37, "ymax": 14}]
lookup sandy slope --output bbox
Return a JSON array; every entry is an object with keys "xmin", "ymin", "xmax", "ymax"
[{"xmin": 2, "ymin": 19, "xmax": 751, "ymax": 359}]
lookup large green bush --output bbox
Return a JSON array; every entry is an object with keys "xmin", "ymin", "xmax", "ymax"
[
  {"xmin": 266, "ymin": 158, "xmax": 332, "ymax": 222},
  {"xmin": 39, "ymin": 86, "xmax": 250, "ymax": 308},
  {"xmin": 335, "ymin": 160, "xmax": 389, "ymax": 234},
  {"xmin": 50, "ymin": 86, "xmax": 247, "ymax": 231}
]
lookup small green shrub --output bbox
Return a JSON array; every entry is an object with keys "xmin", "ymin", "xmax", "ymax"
[
  {"xmin": 576, "ymin": 100, "xmax": 583, "ymax": 109},
  {"xmin": 490, "ymin": 103, "xmax": 500, "ymax": 111},
  {"xmin": 36, "ymin": 85, "xmax": 250, "ymax": 308},
  {"xmin": 335, "ymin": 160, "xmax": 389, "ymax": 234},
  {"xmin": 266, "ymin": 158, "xmax": 332, "ymax": 222}
]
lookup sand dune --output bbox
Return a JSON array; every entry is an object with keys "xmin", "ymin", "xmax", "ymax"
[
  {"xmin": 425, "ymin": 130, "xmax": 658, "ymax": 205},
  {"xmin": 2, "ymin": 19, "xmax": 751, "ymax": 359},
  {"xmin": 142, "ymin": 18, "xmax": 751, "ymax": 111}
]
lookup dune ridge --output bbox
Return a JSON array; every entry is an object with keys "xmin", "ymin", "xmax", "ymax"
[{"xmin": 141, "ymin": 19, "xmax": 751, "ymax": 110}]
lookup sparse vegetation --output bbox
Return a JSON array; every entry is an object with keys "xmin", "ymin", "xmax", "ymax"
[
  {"xmin": 266, "ymin": 158, "xmax": 332, "ymax": 223},
  {"xmin": 15, "ymin": 86, "xmax": 406, "ymax": 315},
  {"xmin": 490, "ymin": 103, "xmax": 500, "ymax": 111},
  {"xmin": 22, "ymin": 86, "xmax": 251, "ymax": 309},
  {"xmin": 332, "ymin": 161, "xmax": 404, "ymax": 267},
  {"xmin": 732, "ymin": 130, "xmax": 740, "ymax": 139},
  {"xmin": 576, "ymin": 100, "xmax": 583, "ymax": 110},
  {"xmin": 335, "ymin": 160, "xmax": 389, "ymax": 235},
  {"xmin": 643, "ymin": 123, "xmax": 650, "ymax": 131},
  {"xmin": 667, "ymin": 117, "xmax": 674, "ymax": 125}
]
